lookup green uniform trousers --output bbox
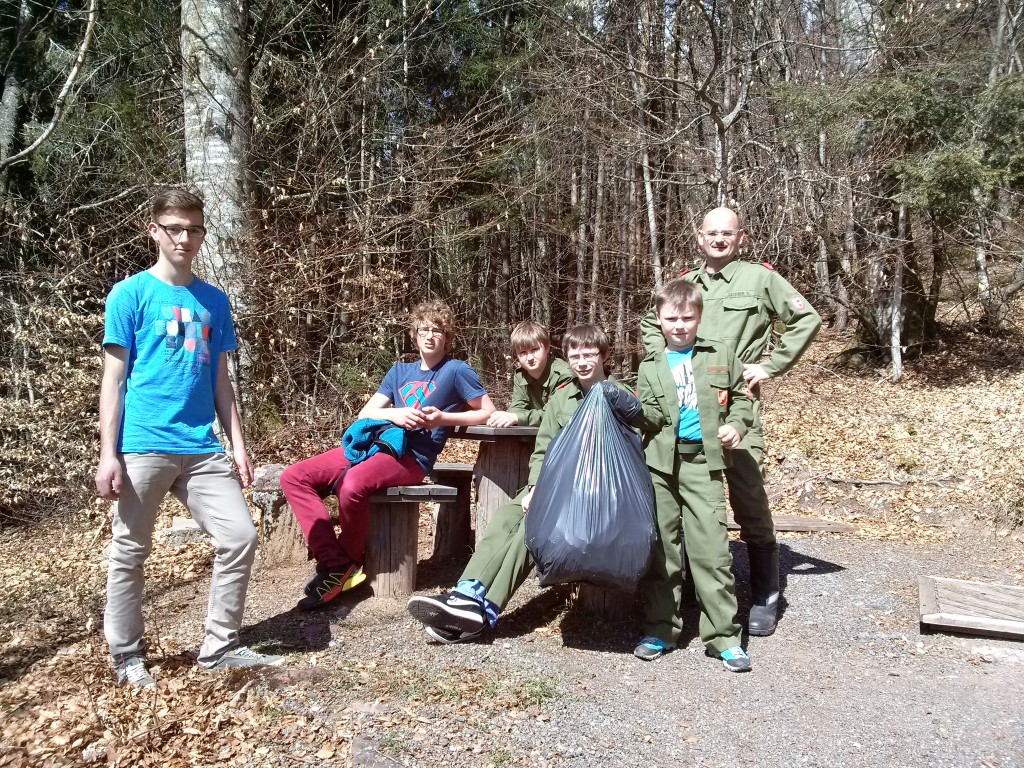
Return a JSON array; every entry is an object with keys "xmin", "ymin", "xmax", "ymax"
[
  {"xmin": 639, "ymin": 448, "xmax": 741, "ymax": 654},
  {"xmin": 725, "ymin": 398, "xmax": 776, "ymax": 547},
  {"xmin": 459, "ymin": 488, "xmax": 533, "ymax": 610}
]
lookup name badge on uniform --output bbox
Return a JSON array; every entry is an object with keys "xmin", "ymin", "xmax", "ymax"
[{"xmin": 718, "ymin": 389, "xmax": 729, "ymax": 407}]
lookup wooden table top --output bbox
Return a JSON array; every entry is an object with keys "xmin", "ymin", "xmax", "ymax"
[{"xmin": 451, "ymin": 425, "xmax": 539, "ymax": 440}]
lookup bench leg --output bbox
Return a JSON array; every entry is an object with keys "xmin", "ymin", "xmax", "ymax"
[
  {"xmin": 575, "ymin": 584, "xmax": 636, "ymax": 619},
  {"xmin": 365, "ymin": 501, "xmax": 419, "ymax": 597},
  {"xmin": 432, "ymin": 477, "xmax": 472, "ymax": 557}
]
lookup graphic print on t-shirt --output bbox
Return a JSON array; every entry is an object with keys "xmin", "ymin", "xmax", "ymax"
[
  {"xmin": 671, "ymin": 356, "xmax": 697, "ymax": 411},
  {"xmin": 400, "ymin": 380, "xmax": 437, "ymax": 408},
  {"xmin": 154, "ymin": 305, "xmax": 212, "ymax": 368}
]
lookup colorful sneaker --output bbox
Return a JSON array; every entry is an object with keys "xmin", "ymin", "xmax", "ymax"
[
  {"xmin": 719, "ymin": 646, "xmax": 752, "ymax": 673},
  {"xmin": 297, "ymin": 562, "xmax": 364, "ymax": 611},
  {"xmin": 114, "ymin": 655, "xmax": 156, "ymax": 688},
  {"xmin": 204, "ymin": 646, "xmax": 285, "ymax": 671},
  {"xmin": 407, "ymin": 591, "xmax": 488, "ymax": 634},
  {"xmin": 633, "ymin": 636, "xmax": 671, "ymax": 661},
  {"xmin": 424, "ymin": 624, "xmax": 483, "ymax": 644}
]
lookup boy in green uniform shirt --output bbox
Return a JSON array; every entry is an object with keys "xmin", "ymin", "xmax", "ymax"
[
  {"xmin": 633, "ymin": 278, "xmax": 754, "ymax": 672},
  {"xmin": 408, "ymin": 325, "xmax": 641, "ymax": 643},
  {"xmin": 487, "ymin": 320, "xmax": 574, "ymax": 428},
  {"xmin": 641, "ymin": 207, "xmax": 821, "ymax": 635}
]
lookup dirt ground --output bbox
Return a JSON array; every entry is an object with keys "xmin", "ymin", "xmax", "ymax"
[{"xmin": 1, "ymin": 330, "xmax": 1023, "ymax": 768}]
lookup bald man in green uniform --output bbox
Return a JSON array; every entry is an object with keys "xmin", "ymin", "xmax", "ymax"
[{"xmin": 641, "ymin": 207, "xmax": 821, "ymax": 635}]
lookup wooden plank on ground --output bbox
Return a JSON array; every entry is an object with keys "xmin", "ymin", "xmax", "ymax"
[
  {"xmin": 918, "ymin": 576, "xmax": 1024, "ymax": 640},
  {"xmin": 726, "ymin": 513, "xmax": 857, "ymax": 533}
]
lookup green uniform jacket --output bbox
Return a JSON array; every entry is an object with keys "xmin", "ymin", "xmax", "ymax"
[
  {"xmin": 641, "ymin": 260, "xmax": 822, "ymax": 376},
  {"xmin": 508, "ymin": 357, "xmax": 574, "ymax": 427},
  {"xmin": 526, "ymin": 376, "xmax": 634, "ymax": 486},
  {"xmin": 634, "ymin": 337, "xmax": 753, "ymax": 473}
]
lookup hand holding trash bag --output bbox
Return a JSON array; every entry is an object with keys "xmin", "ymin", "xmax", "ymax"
[{"xmin": 525, "ymin": 382, "xmax": 656, "ymax": 590}]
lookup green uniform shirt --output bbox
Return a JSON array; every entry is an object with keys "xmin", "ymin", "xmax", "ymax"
[
  {"xmin": 508, "ymin": 357, "xmax": 574, "ymax": 427},
  {"xmin": 642, "ymin": 260, "xmax": 822, "ymax": 376},
  {"xmin": 634, "ymin": 337, "xmax": 753, "ymax": 473},
  {"xmin": 526, "ymin": 376, "xmax": 633, "ymax": 486}
]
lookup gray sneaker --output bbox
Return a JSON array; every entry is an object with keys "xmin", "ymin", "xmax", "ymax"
[
  {"xmin": 204, "ymin": 646, "xmax": 285, "ymax": 671},
  {"xmin": 115, "ymin": 655, "xmax": 156, "ymax": 688}
]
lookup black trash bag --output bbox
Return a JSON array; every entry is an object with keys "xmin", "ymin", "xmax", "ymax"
[{"xmin": 525, "ymin": 383, "xmax": 656, "ymax": 590}]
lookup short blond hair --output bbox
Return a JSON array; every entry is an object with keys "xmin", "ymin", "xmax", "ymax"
[
  {"xmin": 409, "ymin": 300, "xmax": 456, "ymax": 352},
  {"xmin": 655, "ymin": 278, "xmax": 703, "ymax": 316},
  {"xmin": 510, "ymin": 320, "xmax": 551, "ymax": 352}
]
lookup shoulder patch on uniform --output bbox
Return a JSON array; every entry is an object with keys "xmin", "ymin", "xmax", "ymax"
[
  {"xmin": 760, "ymin": 261, "xmax": 776, "ymax": 271},
  {"xmin": 788, "ymin": 293, "xmax": 807, "ymax": 312}
]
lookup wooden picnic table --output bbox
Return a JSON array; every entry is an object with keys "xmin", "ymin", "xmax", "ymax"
[{"xmin": 451, "ymin": 425, "xmax": 537, "ymax": 546}]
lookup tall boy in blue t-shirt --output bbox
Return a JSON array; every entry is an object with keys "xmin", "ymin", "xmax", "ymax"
[
  {"xmin": 280, "ymin": 301, "xmax": 495, "ymax": 610},
  {"xmin": 96, "ymin": 189, "xmax": 282, "ymax": 688}
]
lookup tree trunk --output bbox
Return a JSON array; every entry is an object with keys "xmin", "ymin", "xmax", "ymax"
[{"xmin": 181, "ymin": 0, "xmax": 251, "ymax": 309}]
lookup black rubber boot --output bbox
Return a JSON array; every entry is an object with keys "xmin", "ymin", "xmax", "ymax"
[{"xmin": 747, "ymin": 544, "xmax": 780, "ymax": 636}]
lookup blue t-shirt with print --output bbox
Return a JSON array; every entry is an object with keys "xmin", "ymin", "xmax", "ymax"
[
  {"xmin": 103, "ymin": 271, "xmax": 236, "ymax": 454},
  {"xmin": 377, "ymin": 357, "xmax": 487, "ymax": 472},
  {"xmin": 666, "ymin": 348, "xmax": 702, "ymax": 442}
]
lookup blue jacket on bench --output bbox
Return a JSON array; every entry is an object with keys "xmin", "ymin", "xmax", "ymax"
[{"xmin": 342, "ymin": 419, "xmax": 409, "ymax": 465}]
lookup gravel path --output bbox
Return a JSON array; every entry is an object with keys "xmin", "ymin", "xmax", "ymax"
[{"xmin": 152, "ymin": 528, "xmax": 1023, "ymax": 768}]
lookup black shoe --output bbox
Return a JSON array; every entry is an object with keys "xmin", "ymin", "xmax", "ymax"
[
  {"xmin": 719, "ymin": 646, "xmax": 753, "ymax": 673},
  {"xmin": 424, "ymin": 624, "xmax": 483, "ymax": 644},
  {"xmin": 407, "ymin": 591, "xmax": 487, "ymax": 634},
  {"xmin": 633, "ymin": 636, "xmax": 671, "ymax": 661},
  {"xmin": 297, "ymin": 562, "xmax": 364, "ymax": 611},
  {"xmin": 747, "ymin": 545, "xmax": 781, "ymax": 636}
]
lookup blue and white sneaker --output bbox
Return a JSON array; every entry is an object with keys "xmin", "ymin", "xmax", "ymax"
[
  {"xmin": 408, "ymin": 591, "xmax": 487, "ymax": 634},
  {"xmin": 633, "ymin": 636, "xmax": 671, "ymax": 661},
  {"xmin": 719, "ymin": 646, "xmax": 752, "ymax": 673},
  {"xmin": 424, "ymin": 624, "xmax": 483, "ymax": 644}
]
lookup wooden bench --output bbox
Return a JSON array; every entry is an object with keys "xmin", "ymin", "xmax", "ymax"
[
  {"xmin": 429, "ymin": 462, "xmax": 475, "ymax": 557},
  {"xmin": 251, "ymin": 465, "xmax": 459, "ymax": 597},
  {"xmin": 365, "ymin": 484, "xmax": 457, "ymax": 597}
]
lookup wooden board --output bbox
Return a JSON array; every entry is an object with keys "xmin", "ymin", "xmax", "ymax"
[
  {"xmin": 726, "ymin": 513, "xmax": 858, "ymax": 533},
  {"xmin": 918, "ymin": 576, "xmax": 1024, "ymax": 640}
]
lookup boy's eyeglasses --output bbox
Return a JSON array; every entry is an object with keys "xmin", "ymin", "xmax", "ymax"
[
  {"xmin": 157, "ymin": 223, "xmax": 207, "ymax": 239},
  {"xmin": 567, "ymin": 352, "xmax": 601, "ymax": 363},
  {"xmin": 416, "ymin": 327, "xmax": 445, "ymax": 338}
]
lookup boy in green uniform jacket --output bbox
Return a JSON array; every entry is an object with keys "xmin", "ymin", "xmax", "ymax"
[
  {"xmin": 487, "ymin": 320, "xmax": 574, "ymax": 428},
  {"xmin": 640, "ymin": 207, "xmax": 821, "ymax": 635},
  {"xmin": 633, "ymin": 278, "xmax": 754, "ymax": 672},
  {"xmin": 408, "ymin": 325, "xmax": 641, "ymax": 643}
]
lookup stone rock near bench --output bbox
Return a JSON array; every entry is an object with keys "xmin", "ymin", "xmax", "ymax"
[{"xmin": 251, "ymin": 463, "xmax": 309, "ymax": 566}]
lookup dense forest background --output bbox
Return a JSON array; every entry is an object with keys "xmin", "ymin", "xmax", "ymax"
[{"xmin": 2, "ymin": 0, "xmax": 1023, "ymax": 519}]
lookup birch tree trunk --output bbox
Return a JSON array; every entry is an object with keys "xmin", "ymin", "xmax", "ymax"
[{"xmin": 182, "ymin": 0, "xmax": 250, "ymax": 308}]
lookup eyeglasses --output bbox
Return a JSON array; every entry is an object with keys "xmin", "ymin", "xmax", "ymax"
[
  {"xmin": 701, "ymin": 229, "xmax": 739, "ymax": 238},
  {"xmin": 416, "ymin": 327, "xmax": 445, "ymax": 338},
  {"xmin": 156, "ymin": 223, "xmax": 207, "ymax": 239},
  {"xmin": 567, "ymin": 352, "xmax": 601, "ymax": 363}
]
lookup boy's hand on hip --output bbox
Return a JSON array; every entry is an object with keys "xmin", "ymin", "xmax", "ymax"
[
  {"xmin": 95, "ymin": 456, "xmax": 122, "ymax": 500},
  {"xmin": 718, "ymin": 425, "xmax": 742, "ymax": 449},
  {"xmin": 742, "ymin": 364, "xmax": 771, "ymax": 387}
]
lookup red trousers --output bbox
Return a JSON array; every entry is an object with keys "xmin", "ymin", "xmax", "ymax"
[{"xmin": 280, "ymin": 448, "xmax": 425, "ymax": 569}]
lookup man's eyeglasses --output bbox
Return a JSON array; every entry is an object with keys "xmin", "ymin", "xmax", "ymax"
[
  {"xmin": 701, "ymin": 229, "xmax": 739, "ymax": 238},
  {"xmin": 416, "ymin": 327, "xmax": 445, "ymax": 338},
  {"xmin": 156, "ymin": 223, "xmax": 207, "ymax": 239},
  {"xmin": 567, "ymin": 352, "xmax": 601, "ymax": 363}
]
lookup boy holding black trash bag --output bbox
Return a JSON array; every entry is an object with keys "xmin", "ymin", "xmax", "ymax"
[
  {"xmin": 633, "ymin": 278, "xmax": 755, "ymax": 672},
  {"xmin": 407, "ymin": 324, "xmax": 644, "ymax": 643}
]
